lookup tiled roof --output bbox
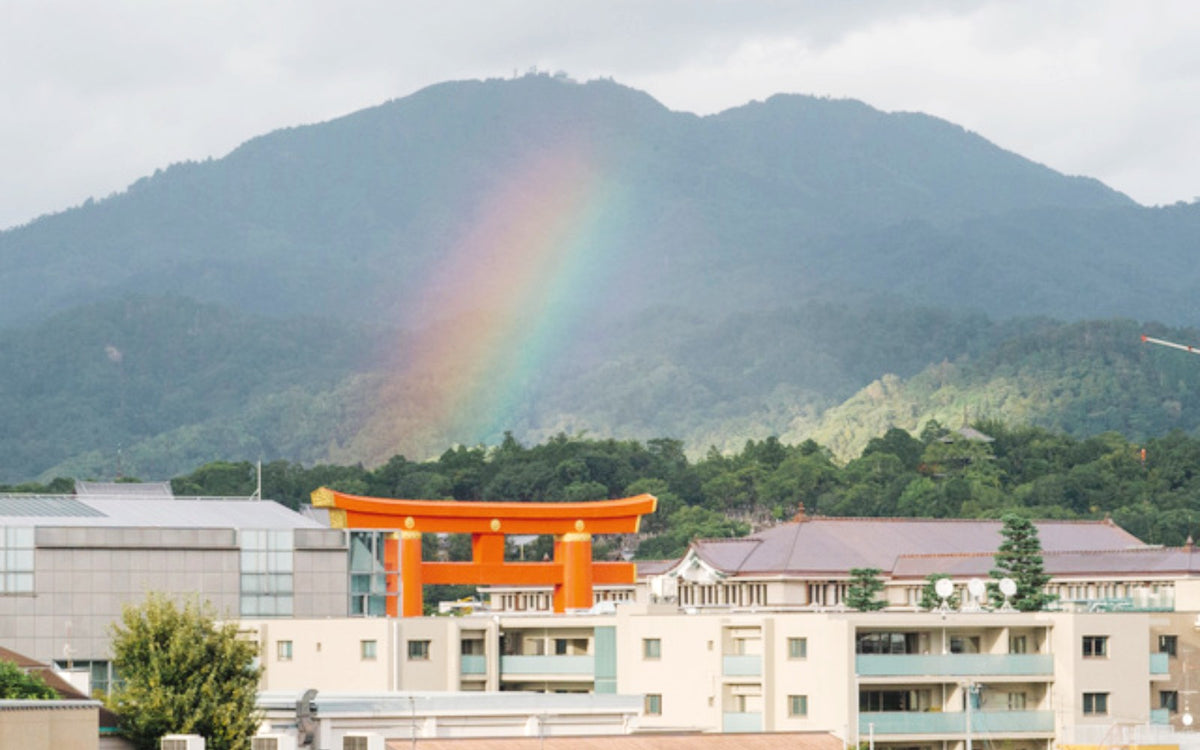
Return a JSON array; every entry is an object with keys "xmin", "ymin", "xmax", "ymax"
[
  {"xmin": 387, "ymin": 733, "xmax": 844, "ymax": 750},
  {"xmin": 688, "ymin": 517, "xmax": 1145, "ymax": 576},
  {"xmin": 891, "ymin": 545, "xmax": 1200, "ymax": 579}
]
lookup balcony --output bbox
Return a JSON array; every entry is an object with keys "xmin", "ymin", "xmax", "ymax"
[
  {"xmin": 1151, "ymin": 708, "xmax": 1171, "ymax": 725},
  {"xmin": 723, "ymin": 712, "xmax": 763, "ymax": 733},
  {"xmin": 500, "ymin": 655, "xmax": 595, "ymax": 676},
  {"xmin": 460, "ymin": 654, "xmax": 486, "ymax": 675},
  {"xmin": 856, "ymin": 654, "xmax": 1053, "ymax": 678},
  {"xmin": 1150, "ymin": 652, "xmax": 1170, "ymax": 676},
  {"xmin": 859, "ymin": 710, "xmax": 1054, "ymax": 736},
  {"xmin": 723, "ymin": 655, "xmax": 762, "ymax": 677}
]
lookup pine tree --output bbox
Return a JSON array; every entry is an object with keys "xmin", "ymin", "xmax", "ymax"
[
  {"xmin": 107, "ymin": 593, "xmax": 262, "ymax": 750},
  {"xmin": 846, "ymin": 567, "xmax": 886, "ymax": 611},
  {"xmin": 989, "ymin": 514, "xmax": 1054, "ymax": 611}
]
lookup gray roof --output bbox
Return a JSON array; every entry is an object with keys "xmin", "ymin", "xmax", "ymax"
[
  {"xmin": 75, "ymin": 480, "xmax": 174, "ymax": 497},
  {"xmin": 689, "ymin": 517, "xmax": 1146, "ymax": 576},
  {"xmin": 0, "ymin": 495, "xmax": 323, "ymax": 530},
  {"xmin": 891, "ymin": 546, "xmax": 1200, "ymax": 579}
]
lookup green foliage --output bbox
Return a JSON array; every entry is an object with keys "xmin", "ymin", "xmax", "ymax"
[
  {"xmin": 846, "ymin": 568, "xmax": 886, "ymax": 611},
  {"xmin": 990, "ymin": 514, "xmax": 1055, "ymax": 612},
  {"xmin": 635, "ymin": 506, "xmax": 749, "ymax": 560},
  {"xmin": 0, "ymin": 660, "xmax": 57, "ymax": 699},
  {"xmin": 107, "ymin": 593, "xmax": 262, "ymax": 750}
]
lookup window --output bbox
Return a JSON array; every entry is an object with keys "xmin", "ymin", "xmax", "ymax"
[
  {"xmin": 0, "ymin": 527, "xmax": 35, "ymax": 594},
  {"xmin": 361, "ymin": 640, "xmax": 378, "ymax": 660},
  {"xmin": 1008, "ymin": 692, "xmax": 1027, "ymax": 710},
  {"xmin": 408, "ymin": 639, "xmax": 430, "ymax": 660},
  {"xmin": 788, "ymin": 637, "xmax": 808, "ymax": 659},
  {"xmin": 1082, "ymin": 636, "xmax": 1108, "ymax": 658},
  {"xmin": 1010, "ymin": 635, "xmax": 1028, "ymax": 654},
  {"xmin": 348, "ymin": 531, "xmax": 391, "ymax": 617},
  {"xmin": 1083, "ymin": 692, "xmax": 1109, "ymax": 716},
  {"xmin": 643, "ymin": 638, "xmax": 661, "ymax": 659},
  {"xmin": 1161, "ymin": 691, "xmax": 1179, "ymax": 713},
  {"xmin": 644, "ymin": 694, "xmax": 662, "ymax": 715},
  {"xmin": 788, "ymin": 695, "xmax": 809, "ymax": 717},
  {"xmin": 240, "ymin": 529, "xmax": 294, "ymax": 617},
  {"xmin": 277, "ymin": 640, "xmax": 293, "ymax": 661},
  {"xmin": 1159, "ymin": 635, "xmax": 1178, "ymax": 657},
  {"xmin": 856, "ymin": 632, "xmax": 919, "ymax": 654}
]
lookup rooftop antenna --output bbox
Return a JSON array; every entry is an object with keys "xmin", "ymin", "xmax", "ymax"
[
  {"xmin": 934, "ymin": 577, "xmax": 954, "ymax": 612},
  {"xmin": 249, "ymin": 459, "xmax": 262, "ymax": 500},
  {"xmin": 998, "ymin": 577, "xmax": 1017, "ymax": 611}
]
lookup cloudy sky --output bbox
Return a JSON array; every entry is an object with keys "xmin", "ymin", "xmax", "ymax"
[{"xmin": 3, "ymin": 1, "xmax": 1198, "ymax": 230}]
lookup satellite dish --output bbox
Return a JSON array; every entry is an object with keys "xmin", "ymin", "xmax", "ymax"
[
  {"xmin": 999, "ymin": 578, "xmax": 1017, "ymax": 597},
  {"xmin": 1183, "ymin": 712, "xmax": 1194, "ymax": 727},
  {"xmin": 935, "ymin": 578, "xmax": 955, "ymax": 599},
  {"xmin": 967, "ymin": 578, "xmax": 986, "ymax": 599}
]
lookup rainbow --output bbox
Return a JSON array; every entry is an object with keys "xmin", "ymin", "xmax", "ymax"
[{"xmin": 360, "ymin": 135, "xmax": 629, "ymax": 460}]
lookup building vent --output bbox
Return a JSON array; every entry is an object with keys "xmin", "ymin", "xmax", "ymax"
[
  {"xmin": 161, "ymin": 736, "xmax": 205, "ymax": 750},
  {"xmin": 252, "ymin": 735, "xmax": 297, "ymax": 750},
  {"xmin": 343, "ymin": 733, "xmax": 384, "ymax": 750}
]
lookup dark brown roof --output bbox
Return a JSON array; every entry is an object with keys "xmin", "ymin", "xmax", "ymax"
[
  {"xmin": 387, "ymin": 732, "xmax": 843, "ymax": 750},
  {"xmin": 0, "ymin": 646, "xmax": 120, "ymax": 729},
  {"xmin": 688, "ymin": 517, "xmax": 1145, "ymax": 576}
]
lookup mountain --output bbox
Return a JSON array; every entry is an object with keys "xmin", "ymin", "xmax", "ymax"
[{"xmin": 1, "ymin": 73, "xmax": 1198, "ymax": 481}]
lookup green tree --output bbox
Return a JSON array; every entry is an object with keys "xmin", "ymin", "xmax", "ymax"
[
  {"xmin": 107, "ymin": 594, "xmax": 262, "ymax": 750},
  {"xmin": 989, "ymin": 514, "xmax": 1054, "ymax": 611},
  {"xmin": 0, "ymin": 660, "xmax": 57, "ymax": 699},
  {"xmin": 846, "ymin": 567, "xmax": 886, "ymax": 611}
]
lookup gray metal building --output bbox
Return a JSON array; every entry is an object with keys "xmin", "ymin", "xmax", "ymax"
[{"xmin": 0, "ymin": 485, "xmax": 347, "ymax": 691}]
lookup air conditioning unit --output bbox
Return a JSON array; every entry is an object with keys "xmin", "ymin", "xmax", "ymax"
[
  {"xmin": 161, "ymin": 736, "xmax": 205, "ymax": 750},
  {"xmin": 343, "ymin": 732, "xmax": 385, "ymax": 750},
  {"xmin": 252, "ymin": 735, "xmax": 297, "ymax": 750}
]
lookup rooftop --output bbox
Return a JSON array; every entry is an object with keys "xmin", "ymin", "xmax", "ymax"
[{"xmin": 0, "ymin": 494, "xmax": 323, "ymax": 530}]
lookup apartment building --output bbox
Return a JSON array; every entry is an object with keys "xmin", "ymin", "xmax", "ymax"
[{"xmin": 246, "ymin": 604, "xmax": 1194, "ymax": 749}]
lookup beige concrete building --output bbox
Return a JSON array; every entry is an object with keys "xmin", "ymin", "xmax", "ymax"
[{"xmin": 247, "ymin": 605, "xmax": 1195, "ymax": 749}]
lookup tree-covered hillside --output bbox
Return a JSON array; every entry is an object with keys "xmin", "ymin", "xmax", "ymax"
[{"xmin": 10, "ymin": 426, "xmax": 1189, "ymax": 559}]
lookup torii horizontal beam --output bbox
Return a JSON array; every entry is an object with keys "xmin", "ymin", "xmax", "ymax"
[{"xmin": 310, "ymin": 488, "xmax": 657, "ymax": 615}]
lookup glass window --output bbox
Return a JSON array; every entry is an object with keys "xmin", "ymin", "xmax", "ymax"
[
  {"xmin": 1083, "ymin": 692, "xmax": 1109, "ymax": 716},
  {"xmin": 277, "ymin": 640, "xmax": 293, "ymax": 661},
  {"xmin": 240, "ymin": 529, "xmax": 293, "ymax": 617},
  {"xmin": 643, "ymin": 638, "xmax": 661, "ymax": 659},
  {"xmin": 1159, "ymin": 635, "xmax": 1178, "ymax": 657},
  {"xmin": 1010, "ymin": 635, "xmax": 1028, "ymax": 654},
  {"xmin": 788, "ymin": 637, "xmax": 808, "ymax": 659},
  {"xmin": 1161, "ymin": 691, "xmax": 1179, "ymax": 712},
  {"xmin": 408, "ymin": 639, "xmax": 430, "ymax": 660},
  {"xmin": 1008, "ymin": 692, "xmax": 1027, "ymax": 710},
  {"xmin": 0, "ymin": 527, "xmax": 35, "ymax": 594},
  {"xmin": 1082, "ymin": 636, "xmax": 1108, "ymax": 658},
  {"xmin": 788, "ymin": 695, "xmax": 808, "ymax": 717},
  {"xmin": 348, "ymin": 531, "xmax": 391, "ymax": 617},
  {"xmin": 361, "ymin": 640, "xmax": 378, "ymax": 660},
  {"xmin": 644, "ymin": 694, "xmax": 662, "ymax": 715}
]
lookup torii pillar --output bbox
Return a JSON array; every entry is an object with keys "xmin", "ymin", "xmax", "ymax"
[{"xmin": 311, "ymin": 488, "xmax": 656, "ymax": 616}]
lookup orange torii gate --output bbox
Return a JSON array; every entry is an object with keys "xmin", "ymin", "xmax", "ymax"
[{"xmin": 311, "ymin": 488, "xmax": 657, "ymax": 617}]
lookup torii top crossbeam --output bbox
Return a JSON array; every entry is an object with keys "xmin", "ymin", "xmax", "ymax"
[{"xmin": 311, "ymin": 488, "xmax": 657, "ymax": 616}]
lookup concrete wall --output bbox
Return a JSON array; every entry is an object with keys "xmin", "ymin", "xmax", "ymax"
[
  {"xmin": 1052, "ymin": 612, "xmax": 1153, "ymax": 731},
  {"xmin": 0, "ymin": 703, "xmax": 98, "ymax": 750}
]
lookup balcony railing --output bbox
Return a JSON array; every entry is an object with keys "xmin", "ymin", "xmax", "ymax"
[
  {"xmin": 1151, "ymin": 708, "xmax": 1171, "ymax": 725},
  {"xmin": 723, "ymin": 654, "xmax": 762, "ymax": 677},
  {"xmin": 723, "ymin": 712, "xmax": 763, "ymax": 733},
  {"xmin": 1150, "ymin": 653, "xmax": 1170, "ymax": 675},
  {"xmin": 500, "ymin": 655, "xmax": 595, "ymax": 676},
  {"xmin": 856, "ymin": 653, "xmax": 1053, "ymax": 677},
  {"xmin": 460, "ymin": 654, "xmax": 486, "ymax": 675},
  {"xmin": 859, "ymin": 710, "xmax": 1054, "ymax": 735}
]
